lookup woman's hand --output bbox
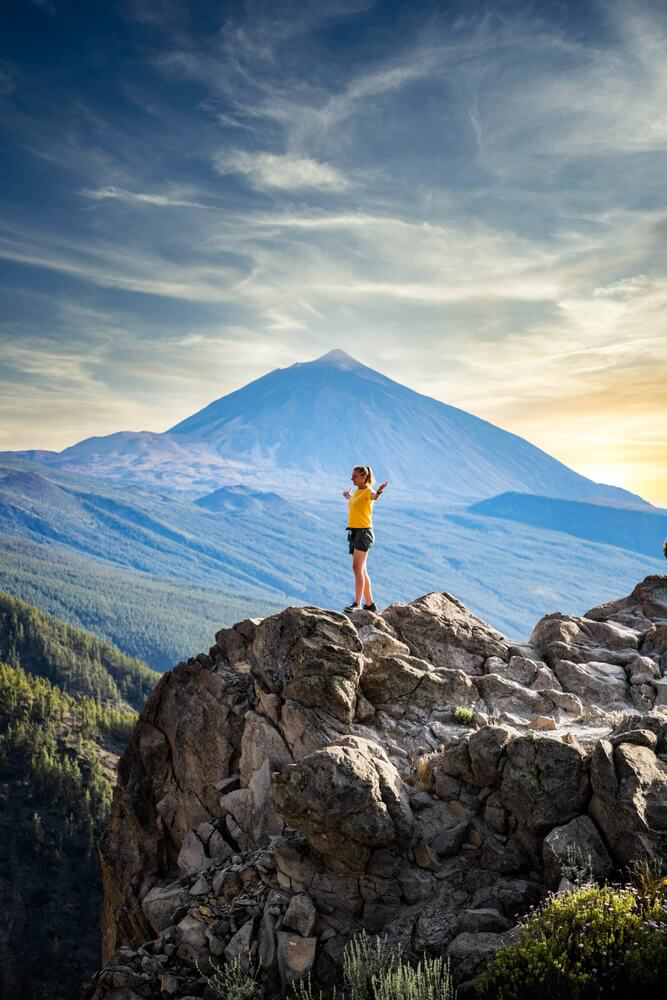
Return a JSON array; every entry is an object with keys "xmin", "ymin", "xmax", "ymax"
[
  {"xmin": 376, "ymin": 481, "xmax": 389, "ymax": 495},
  {"xmin": 343, "ymin": 490, "xmax": 351, "ymax": 499}
]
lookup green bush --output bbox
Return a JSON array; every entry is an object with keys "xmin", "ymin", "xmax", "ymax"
[
  {"xmin": 453, "ymin": 706, "xmax": 474, "ymax": 725},
  {"xmin": 373, "ymin": 955, "xmax": 454, "ymax": 1000},
  {"xmin": 197, "ymin": 956, "xmax": 260, "ymax": 1000},
  {"xmin": 343, "ymin": 930, "xmax": 394, "ymax": 1000},
  {"xmin": 477, "ymin": 884, "xmax": 667, "ymax": 1000}
]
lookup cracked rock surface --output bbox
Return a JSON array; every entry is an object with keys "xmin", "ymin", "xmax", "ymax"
[{"xmin": 84, "ymin": 575, "xmax": 667, "ymax": 999}]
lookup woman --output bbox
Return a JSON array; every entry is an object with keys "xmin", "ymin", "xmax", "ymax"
[{"xmin": 342, "ymin": 465, "xmax": 388, "ymax": 612}]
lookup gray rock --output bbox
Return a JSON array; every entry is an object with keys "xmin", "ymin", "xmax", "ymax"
[
  {"xmin": 589, "ymin": 739, "xmax": 667, "ymax": 865},
  {"xmin": 384, "ymin": 592, "xmax": 509, "ymax": 674},
  {"xmin": 224, "ymin": 918, "xmax": 255, "ymax": 965},
  {"xmin": 175, "ymin": 914, "xmax": 207, "ymax": 964},
  {"xmin": 277, "ymin": 932, "xmax": 317, "ymax": 988},
  {"xmin": 177, "ymin": 831, "xmax": 208, "ymax": 875},
  {"xmin": 272, "ymin": 737, "xmax": 413, "ymax": 867},
  {"xmin": 447, "ymin": 929, "xmax": 519, "ymax": 982},
  {"xmin": 453, "ymin": 908, "xmax": 512, "ymax": 934},
  {"xmin": 474, "ymin": 674, "xmax": 553, "ymax": 719},
  {"xmin": 609, "ymin": 728, "xmax": 658, "ymax": 750},
  {"xmin": 500, "ymin": 735, "xmax": 589, "ymax": 834},
  {"xmin": 358, "ymin": 625, "xmax": 411, "ymax": 659},
  {"xmin": 552, "ymin": 659, "xmax": 628, "ymax": 708},
  {"xmin": 141, "ymin": 884, "xmax": 192, "ymax": 935},
  {"xmin": 283, "ymin": 893, "xmax": 317, "ymax": 937}
]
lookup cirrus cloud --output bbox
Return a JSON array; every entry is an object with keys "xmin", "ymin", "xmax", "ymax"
[{"xmin": 212, "ymin": 150, "xmax": 350, "ymax": 191}]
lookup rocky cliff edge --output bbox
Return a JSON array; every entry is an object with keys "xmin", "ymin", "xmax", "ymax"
[{"xmin": 83, "ymin": 576, "xmax": 667, "ymax": 998}]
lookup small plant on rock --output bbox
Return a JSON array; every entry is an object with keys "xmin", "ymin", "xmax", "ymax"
[
  {"xmin": 560, "ymin": 844, "xmax": 594, "ymax": 887},
  {"xmin": 627, "ymin": 857, "xmax": 667, "ymax": 911},
  {"xmin": 453, "ymin": 706, "xmax": 474, "ymax": 726},
  {"xmin": 415, "ymin": 753, "xmax": 438, "ymax": 791}
]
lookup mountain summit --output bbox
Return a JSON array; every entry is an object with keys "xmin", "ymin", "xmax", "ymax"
[{"xmin": 166, "ymin": 349, "xmax": 644, "ymax": 506}]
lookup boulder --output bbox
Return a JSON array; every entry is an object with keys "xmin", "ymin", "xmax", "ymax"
[
  {"xmin": 500, "ymin": 736, "xmax": 589, "ymax": 834},
  {"xmin": 383, "ymin": 592, "xmax": 509, "ymax": 674},
  {"xmin": 530, "ymin": 613, "xmax": 639, "ymax": 668},
  {"xmin": 283, "ymin": 894, "xmax": 317, "ymax": 937},
  {"xmin": 474, "ymin": 674, "xmax": 553, "ymax": 720},
  {"xmin": 467, "ymin": 725, "xmax": 516, "ymax": 787},
  {"xmin": 176, "ymin": 830, "xmax": 209, "ymax": 875},
  {"xmin": 357, "ymin": 625, "xmax": 411, "ymax": 659},
  {"xmin": 277, "ymin": 932, "xmax": 317, "ymax": 988},
  {"xmin": 360, "ymin": 654, "xmax": 475, "ymax": 714},
  {"xmin": 447, "ymin": 929, "xmax": 519, "ymax": 983},
  {"xmin": 250, "ymin": 607, "xmax": 363, "ymax": 721},
  {"xmin": 589, "ymin": 739, "xmax": 667, "ymax": 865},
  {"xmin": 586, "ymin": 575, "xmax": 667, "ymax": 631},
  {"xmin": 271, "ymin": 737, "xmax": 413, "ymax": 867},
  {"xmin": 141, "ymin": 883, "xmax": 191, "ymax": 935},
  {"xmin": 552, "ymin": 659, "xmax": 628, "ymax": 708}
]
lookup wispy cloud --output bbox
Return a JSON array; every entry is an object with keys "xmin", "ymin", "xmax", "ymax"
[
  {"xmin": 212, "ymin": 150, "xmax": 350, "ymax": 191},
  {"xmin": 80, "ymin": 185, "xmax": 208, "ymax": 208}
]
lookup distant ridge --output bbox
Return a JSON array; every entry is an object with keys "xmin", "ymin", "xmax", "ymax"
[{"xmin": 469, "ymin": 492, "xmax": 667, "ymax": 559}]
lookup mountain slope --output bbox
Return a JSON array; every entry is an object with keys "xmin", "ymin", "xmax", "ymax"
[
  {"xmin": 469, "ymin": 493, "xmax": 667, "ymax": 560},
  {"xmin": 13, "ymin": 350, "xmax": 648, "ymax": 505}
]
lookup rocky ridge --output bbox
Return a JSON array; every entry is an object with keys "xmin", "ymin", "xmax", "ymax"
[{"xmin": 83, "ymin": 576, "xmax": 667, "ymax": 999}]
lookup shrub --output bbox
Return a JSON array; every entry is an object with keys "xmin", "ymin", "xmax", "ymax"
[
  {"xmin": 477, "ymin": 884, "xmax": 667, "ymax": 1000},
  {"xmin": 373, "ymin": 955, "xmax": 454, "ymax": 1000},
  {"xmin": 343, "ymin": 931, "xmax": 395, "ymax": 1000},
  {"xmin": 197, "ymin": 956, "xmax": 260, "ymax": 1000},
  {"xmin": 453, "ymin": 707, "xmax": 474, "ymax": 725}
]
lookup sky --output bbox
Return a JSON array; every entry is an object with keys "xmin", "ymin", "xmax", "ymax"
[{"xmin": 1, "ymin": 0, "xmax": 666, "ymax": 505}]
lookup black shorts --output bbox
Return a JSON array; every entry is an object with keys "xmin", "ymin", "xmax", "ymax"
[{"xmin": 347, "ymin": 527, "xmax": 375, "ymax": 555}]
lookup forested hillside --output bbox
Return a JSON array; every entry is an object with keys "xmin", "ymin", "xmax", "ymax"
[
  {"xmin": 0, "ymin": 598, "xmax": 158, "ymax": 1000},
  {"xmin": 0, "ymin": 535, "xmax": 289, "ymax": 669},
  {"xmin": 0, "ymin": 591, "xmax": 158, "ymax": 707}
]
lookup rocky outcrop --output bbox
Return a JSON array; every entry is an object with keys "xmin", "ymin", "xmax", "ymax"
[{"xmin": 84, "ymin": 576, "xmax": 667, "ymax": 1000}]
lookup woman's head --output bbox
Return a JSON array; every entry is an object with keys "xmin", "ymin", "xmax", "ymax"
[{"xmin": 351, "ymin": 465, "xmax": 374, "ymax": 487}]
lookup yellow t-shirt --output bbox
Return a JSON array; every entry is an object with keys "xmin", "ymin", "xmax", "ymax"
[{"xmin": 348, "ymin": 487, "xmax": 374, "ymax": 529}]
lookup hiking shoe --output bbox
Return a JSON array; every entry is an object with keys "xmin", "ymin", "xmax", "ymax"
[
  {"xmin": 363, "ymin": 603, "xmax": 378, "ymax": 612},
  {"xmin": 343, "ymin": 602, "xmax": 360, "ymax": 612}
]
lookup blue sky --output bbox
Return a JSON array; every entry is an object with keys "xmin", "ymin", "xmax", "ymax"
[{"xmin": 1, "ymin": 0, "xmax": 666, "ymax": 503}]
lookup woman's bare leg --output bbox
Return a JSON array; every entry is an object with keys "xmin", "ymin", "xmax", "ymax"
[
  {"xmin": 352, "ymin": 549, "xmax": 369, "ymax": 605},
  {"xmin": 363, "ymin": 567, "xmax": 373, "ymax": 605}
]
